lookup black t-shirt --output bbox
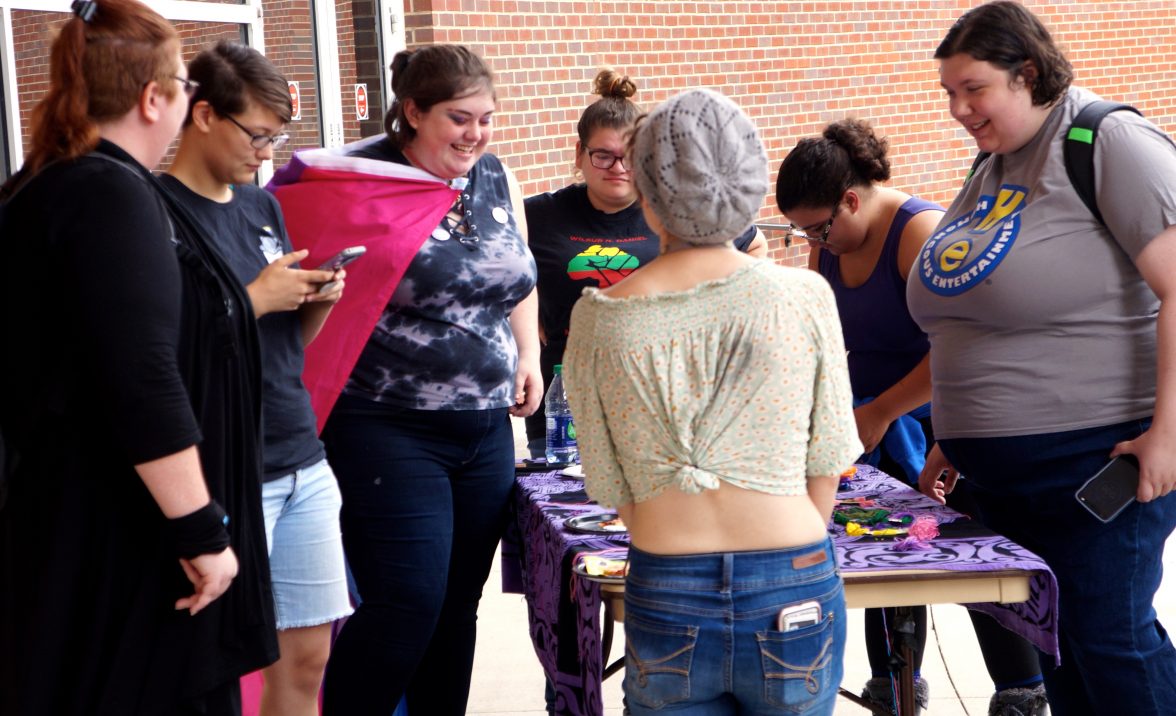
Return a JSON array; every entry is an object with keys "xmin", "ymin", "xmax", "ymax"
[
  {"xmin": 160, "ymin": 175, "xmax": 324, "ymax": 481},
  {"xmin": 525, "ymin": 183, "xmax": 757, "ymax": 344}
]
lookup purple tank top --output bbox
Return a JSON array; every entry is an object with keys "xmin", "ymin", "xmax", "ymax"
[{"xmin": 818, "ymin": 197, "xmax": 940, "ymax": 398}]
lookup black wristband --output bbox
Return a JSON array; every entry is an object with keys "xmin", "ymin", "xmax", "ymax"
[{"xmin": 168, "ymin": 500, "xmax": 231, "ymax": 559}]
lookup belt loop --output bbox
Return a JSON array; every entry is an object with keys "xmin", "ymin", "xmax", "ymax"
[{"xmin": 722, "ymin": 552, "xmax": 733, "ymax": 593}]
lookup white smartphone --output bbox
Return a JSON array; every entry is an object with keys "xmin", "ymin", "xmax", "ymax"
[
  {"xmin": 776, "ymin": 601, "xmax": 822, "ymax": 631},
  {"xmin": 316, "ymin": 245, "xmax": 366, "ymax": 293}
]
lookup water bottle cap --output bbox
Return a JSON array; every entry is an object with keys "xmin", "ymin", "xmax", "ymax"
[{"xmin": 553, "ymin": 364, "xmax": 563, "ymax": 375}]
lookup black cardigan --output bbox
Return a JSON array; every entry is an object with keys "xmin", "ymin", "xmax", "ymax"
[{"xmin": 0, "ymin": 140, "xmax": 276, "ymax": 714}]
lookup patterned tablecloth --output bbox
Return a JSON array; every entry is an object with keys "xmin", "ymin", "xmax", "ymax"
[{"xmin": 502, "ymin": 465, "xmax": 1059, "ymax": 716}]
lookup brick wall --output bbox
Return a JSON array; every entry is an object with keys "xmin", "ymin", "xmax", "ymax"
[
  {"xmin": 8, "ymin": 1, "xmax": 1176, "ymax": 266},
  {"xmin": 389, "ymin": 0, "xmax": 1176, "ymax": 265}
]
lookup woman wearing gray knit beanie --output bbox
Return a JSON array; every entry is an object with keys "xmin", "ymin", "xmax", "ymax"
[{"xmin": 563, "ymin": 88, "xmax": 861, "ymax": 714}]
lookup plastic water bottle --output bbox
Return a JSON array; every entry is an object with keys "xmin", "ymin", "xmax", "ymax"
[{"xmin": 545, "ymin": 364, "xmax": 579, "ymax": 464}]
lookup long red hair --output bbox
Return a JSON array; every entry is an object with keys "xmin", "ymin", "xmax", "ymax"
[{"xmin": 20, "ymin": 0, "xmax": 178, "ymax": 180}]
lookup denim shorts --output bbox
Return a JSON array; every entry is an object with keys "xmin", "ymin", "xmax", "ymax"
[
  {"xmin": 623, "ymin": 537, "xmax": 846, "ymax": 714},
  {"xmin": 262, "ymin": 458, "xmax": 354, "ymax": 630}
]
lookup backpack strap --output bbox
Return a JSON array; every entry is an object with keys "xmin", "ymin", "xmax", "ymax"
[
  {"xmin": 1063, "ymin": 100, "xmax": 1141, "ymax": 228},
  {"xmin": 965, "ymin": 151, "xmax": 990, "ymax": 185}
]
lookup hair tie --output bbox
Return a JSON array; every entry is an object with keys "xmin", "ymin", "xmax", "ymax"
[{"xmin": 71, "ymin": 0, "xmax": 97, "ymax": 22}]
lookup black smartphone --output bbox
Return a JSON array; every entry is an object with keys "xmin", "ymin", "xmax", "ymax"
[
  {"xmin": 1075, "ymin": 454, "xmax": 1139, "ymax": 523},
  {"xmin": 316, "ymin": 245, "xmax": 366, "ymax": 293}
]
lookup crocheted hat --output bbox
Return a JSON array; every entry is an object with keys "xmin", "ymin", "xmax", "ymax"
[{"xmin": 631, "ymin": 88, "xmax": 767, "ymax": 245}]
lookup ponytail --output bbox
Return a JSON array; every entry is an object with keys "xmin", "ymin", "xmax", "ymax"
[{"xmin": 13, "ymin": 0, "xmax": 177, "ymax": 187}]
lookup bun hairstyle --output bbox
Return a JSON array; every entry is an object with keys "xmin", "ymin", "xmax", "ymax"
[
  {"xmin": 576, "ymin": 69, "xmax": 640, "ymax": 147},
  {"xmin": 775, "ymin": 118, "xmax": 890, "ymax": 213},
  {"xmin": 5, "ymin": 0, "xmax": 178, "ymax": 191},
  {"xmin": 383, "ymin": 44, "xmax": 495, "ymax": 149}
]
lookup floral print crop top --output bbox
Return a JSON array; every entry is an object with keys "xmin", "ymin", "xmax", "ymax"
[{"xmin": 564, "ymin": 261, "xmax": 861, "ymax": 509}]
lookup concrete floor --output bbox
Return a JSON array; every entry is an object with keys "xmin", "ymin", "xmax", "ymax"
[{"xmin": 465, "ymin": 418, "xmax": 1176, "ymax": 715}]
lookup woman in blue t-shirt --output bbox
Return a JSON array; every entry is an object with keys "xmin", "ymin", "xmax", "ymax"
[{"xmin": 776, "ymin": 118, "xmax": 1045, "ymax": 716}]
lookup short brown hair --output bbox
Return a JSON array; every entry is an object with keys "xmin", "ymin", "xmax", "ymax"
[
  {"xmin": 935, "ymin": 1, "xmax": 1073, "ymax": 107},
  {"xmin": 185, "ymin": 41, "xmax": 292, "ymax": 126}
]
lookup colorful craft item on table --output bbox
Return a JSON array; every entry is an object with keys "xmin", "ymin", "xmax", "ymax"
[
  {"xmin": 892, "ymin": 515, "xmax": 942, "ymax": 552},
  {"xmin": 837, "ymin": 465, "xmax": 859, "ymax": 490},
  {"xmin": 832, "ymin": 507, "xmax": 891, "ymax": 526},
  {"xmin": 887, "ymin": 511, "xmax": 915, "ymax": 525},
  {"xmin": 836, "ymin": 496, "xmax": 877, "ymax": 508},
  {"xmin": 845, "ymin": 522, "xmax": 907, "ymax": 537}
]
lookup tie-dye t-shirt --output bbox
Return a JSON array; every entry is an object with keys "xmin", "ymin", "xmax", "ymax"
[
  {"xmin": 564, "ymin": 262, "xmax": 862, "ymax": 509},
  {"xmin": 343, "ymin": 144, "xmax": 537, "ymax": 410}
]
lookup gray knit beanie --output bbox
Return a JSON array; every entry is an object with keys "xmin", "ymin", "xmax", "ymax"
[{"xmin": 632, "ymin": 89, "xmax": 768, "ymax": 244}]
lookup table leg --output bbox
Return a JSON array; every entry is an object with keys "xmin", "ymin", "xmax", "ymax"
[
  {"xmin": 894, "ymin": 605, "xmax": 917, "ymax": 716},
  {"xmin": 600, "ymin": 587, "xmax": 625, "ymax": 681}
]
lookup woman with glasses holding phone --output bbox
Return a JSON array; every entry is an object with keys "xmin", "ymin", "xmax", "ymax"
[
  {"xmin": 524, "ymin": 70, "xmax": 766, "ymax": 459},
  {"xmin": 163, "ymin": 41, "xmax": 352, "ymax": 716},
  {"xmin": 776, "ymin": 118, "xmax": 1045, "ymax": 716}
]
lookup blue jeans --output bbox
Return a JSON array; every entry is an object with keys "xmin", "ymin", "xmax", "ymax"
[
  {"xmin": 319, "ymin": 395, "xmax": 515, "ymax": 716},
  {"xmin": 940, "ymin": 418, "xmax": 1176, "ymax": 715},
  {"xmin": 623, "ymin": 538, "xmax": 846, "ymax": 715}
]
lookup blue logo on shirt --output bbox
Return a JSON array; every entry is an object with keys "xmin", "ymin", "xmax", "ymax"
[{"xmin": 918, "ymin": 184, "xmax": 1028, "ymax": 296}]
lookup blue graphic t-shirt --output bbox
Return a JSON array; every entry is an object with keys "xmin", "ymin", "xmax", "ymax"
[
  {"xmin": 907, "ymin": 87, "xmax": 1176, "ymax": 439},
  {"xmin": 343, "ymin": 142, "xmax": 537, "ymax": 410}
]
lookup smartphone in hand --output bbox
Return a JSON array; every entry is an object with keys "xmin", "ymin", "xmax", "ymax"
[
  {"xmin": 316, "ymin": 245, "xmax": 366, "ymax": 293},
  {"xmin": 1075, "ymin": 454, "xmax": 1139, "ymax": 523}
]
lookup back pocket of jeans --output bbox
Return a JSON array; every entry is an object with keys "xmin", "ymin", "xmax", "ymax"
[
  {"xmin": 756, "ymin": 611, "xmax": 837, "ymax": 711},
  {"xmin": 623, "ymin": 613, "xmax": 698, "ymax": 709}
]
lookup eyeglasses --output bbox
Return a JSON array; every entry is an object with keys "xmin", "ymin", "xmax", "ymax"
[
  {"xmin": 585, "ymin": 148, "xmax": 627, "ymax": 171},
  {"xmin": 173, "ymin": 76, "xmax": 200, "ymax": 96},
  {"xmin": 783, "ymin": 207, "xmax": 837, "ymax": 244},
  {"xmin": 222, "ymin": 113, "xmax": 290, "ymax": 150}
]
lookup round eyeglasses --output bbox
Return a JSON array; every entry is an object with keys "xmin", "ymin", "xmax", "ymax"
[
  {"xmin": 585, "ymin": 148, "xmax": 627, "ymax": 171},
  {"xmin": 783, "ymin": 207, "xmax": 837, "ymax": 244},
  {"xmin": 223, "ymin": 113, "xmax": 290, "ymax": 150}
]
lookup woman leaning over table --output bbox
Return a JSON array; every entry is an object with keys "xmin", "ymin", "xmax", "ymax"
[
  {"xmin": 777, "ymin": 118, "xmax": 1045, "ymax": 716},
  {"xmin": 565, "ymin": 89, "xmax": 861, "ymax": 715},
  {"xmin": 0, "ymin": 0, "xmax": 276, "ymax": 713},
  {"xmin": 308, "ymin": 45, "xmax": 541, "ymax": 715},
  {"xmin": 523, "ymin": 69, "xmax": 766, "ymax": 459},
  {"xmin": 911, "ymin": 2, "xmax": 1176, "ymax": 713}
]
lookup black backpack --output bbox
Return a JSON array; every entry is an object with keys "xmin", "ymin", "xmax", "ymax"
[{"xmin": 967, "ymin": 100, "xmax": 1142, "ymax": 229}]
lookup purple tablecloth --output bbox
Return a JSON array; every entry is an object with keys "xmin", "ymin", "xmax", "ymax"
[{"xmin": 503, "ymin": 465, "xmax": 1059, "ymax": 716}]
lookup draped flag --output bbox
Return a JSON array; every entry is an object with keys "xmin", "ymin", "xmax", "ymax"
[{"xmin": 268, "ymin": 136, "xmax": 460, "ymax": 432}]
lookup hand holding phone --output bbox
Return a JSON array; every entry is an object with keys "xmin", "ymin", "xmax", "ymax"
[
  {"xmin": 1075, "ymin": 454, "xmax": 1139, "ymax": 523},
  {"xmin": 316, "ymin": 245, "xmax": 366, "ymax": 293}
]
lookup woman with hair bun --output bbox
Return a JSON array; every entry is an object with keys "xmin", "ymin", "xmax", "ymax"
[
  {"xmin": 0, "ymin": 0, "xmax": 276, "ymax": 713},
  {"xmin": 270, "ymin": 43, "xmax": 540, "ymax": 715},
  {"xmin": 524, "ymin": 69, "xmax": 766, "ymax": 458},
  {"xmin": 776, "ymin": 118, "xmax": 1044, "ymax": 716}
]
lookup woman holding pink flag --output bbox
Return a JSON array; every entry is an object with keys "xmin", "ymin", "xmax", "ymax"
[{"xmin": 269, "ymin": 44, "xmax": 539, "ymax": 715}]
